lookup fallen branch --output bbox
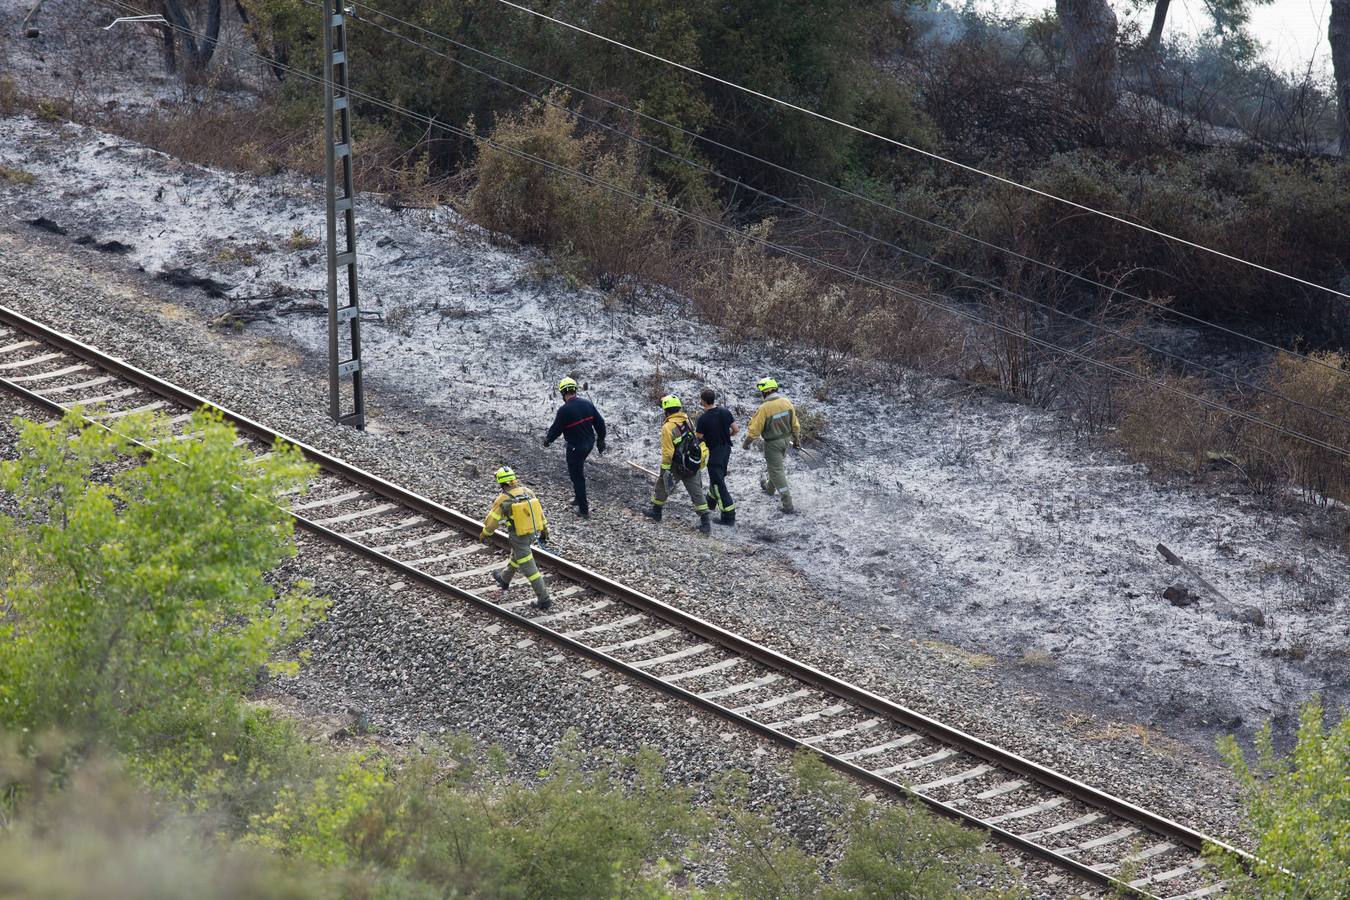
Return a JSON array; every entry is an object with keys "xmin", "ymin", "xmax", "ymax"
[{"xmin": 626, "ymin": 460, "xmax": 658, "ymax": 478}]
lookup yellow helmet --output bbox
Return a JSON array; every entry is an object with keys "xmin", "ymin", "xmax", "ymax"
[
  {"xmin": 495, "ymin": 466, "xmax": 517, "ymax": 484},
  {"xmin": 659, "ymin": 394, "xmax": 682, "ymax": 411},
  {"xmin": 558, "ymin": 376, "xmax": 578, "ymax": 394},
  {"xmin": 755, "ymin": 377, "xmax": 779, "ymax": 394}
]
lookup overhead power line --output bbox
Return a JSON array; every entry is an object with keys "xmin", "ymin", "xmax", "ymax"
[
  {"xmin": 319, "ymin": 0, "xmax": 1350, "ymax": 431},
  {"xmin": 490, "ymin": 0, "xmax": 1350, "ymax": 306},
  {"xmin": 90, "ymin": 0, "xmax": 1350, "ymax": 462},
  {"xmin": 343, "ymin": 0, "xmax": 1350, "ymax": 387}
]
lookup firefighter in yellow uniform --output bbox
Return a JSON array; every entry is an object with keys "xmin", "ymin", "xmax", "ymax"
[
  {"xmin": 643, "ymin": 395, "xmax": 712, "ymax": 535},
  {"xmin": 743, "ymin": 377, "xmax": 801, "ymax": 514},
  {"xmin": 479, "ymin": 466, "xmax": 552, "ymax": 610}
]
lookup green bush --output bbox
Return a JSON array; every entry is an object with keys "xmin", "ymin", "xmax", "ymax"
[
  {"xmin": 1209, "ymin": 699, "xmax": 1349, "ymax": 896},
  {"xmin": 0, "ymin": 409, "xmax": 325, "ymax": 757}
]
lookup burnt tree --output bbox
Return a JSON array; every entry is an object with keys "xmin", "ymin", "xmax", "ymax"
[
  {"xmin": 1057, "ymin": 0, "xmax": 1120, "ymax": 127},
  {"xmin": 1333, "ymin": 0, "xmax": 1350, "ymax": 155}
]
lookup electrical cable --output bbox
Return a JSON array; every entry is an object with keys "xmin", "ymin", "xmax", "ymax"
[
  {"xmin": 89, "ymin": 0, "xmax": 1350, "ymax": 461},
  {"xmin": 307, "ymin": 0, "xmax": 1350, "ymax": 431},
  {"xmin": 490, "ymin": 0, "xmax": 1350, "ymax": 306},
  {"xmin": 342, "ymin": 0, "xmax": 1350, "ymax": 385}
]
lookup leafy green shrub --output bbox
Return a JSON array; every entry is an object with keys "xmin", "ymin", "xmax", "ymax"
[
  {"xmin": 0, "ymin": 409, "xmax": 325, "ymax": 756},
  {"xmin": 1208, "ymin": 699, "xmax": 1349, "ymax": 896}
]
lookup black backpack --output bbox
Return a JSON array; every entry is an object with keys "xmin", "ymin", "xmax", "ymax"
[{"xmin": 670, "ymin": 420, "xmax": 702, "ymax": 478}]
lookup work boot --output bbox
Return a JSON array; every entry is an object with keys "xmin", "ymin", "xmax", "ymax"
[
  {"xmin": 531, "ymin": 595, "xmax": 552, "ymax": 612},
  {"xmin": 697, "ymin": 512, "xmax": 712, "ymax": 535},
  {"xmin": 576, "ymin": 504, "xmax": 590, "ymax": 519},
  {"xmin": 780, "ymin": 493, "xmax": 796, "ymax": 515},
  {"xmin": 643, "ymin": 504, "xmax": 663, "ymax": 522},
  {"xmin": 760, "ymin": 477, "xmax": 775, "ymax": 496},
  {"xmin": 492, "ymin": 569, "xmax": 511, "ymax": 591},
  {"xmin": 716, "ymin": 509, "xmax": 736, "ymax": 526}
]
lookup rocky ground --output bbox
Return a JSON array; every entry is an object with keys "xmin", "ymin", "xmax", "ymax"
[
  {"xmin": 0, "ymin": 212, "xmax": 1259, "ymax": 870},
  {"xmin": 2, "ymin": 108, "xmax": 1347, "ymax": 755}
]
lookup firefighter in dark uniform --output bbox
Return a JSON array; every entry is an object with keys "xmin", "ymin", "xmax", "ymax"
[
  {"xmin": 543, "ymin": 377, "xmax": 606, "ymax": 518},
  {"xmin": 696, "ymin": 387, "xmax": 738, "ymax": 526}
]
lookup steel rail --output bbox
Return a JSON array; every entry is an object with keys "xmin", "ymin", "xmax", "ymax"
[{"xmin": 0, "ymin": 303, "xmax": 1253, "ymax": 896}]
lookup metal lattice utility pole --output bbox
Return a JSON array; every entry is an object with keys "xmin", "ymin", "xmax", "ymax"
[{"xmin": 323, "ymin": 0, "xmax": 365, "ymax": 428}]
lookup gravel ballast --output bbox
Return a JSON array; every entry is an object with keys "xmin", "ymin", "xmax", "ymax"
[{"xmin": 0, "ymin": 223, "xmax": 1255, "ymax": 863}]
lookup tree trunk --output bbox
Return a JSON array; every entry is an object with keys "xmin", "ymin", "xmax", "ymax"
[
  {"xmin": 1057, "ymin": 0, "xmax": 1120, "ymax": 126},
  {"xmin": 235, "ymin": 0, "xmax": 286, "ymax": 80},
  {"xmin": 1146, "ymin": 0, "xmax": 1171, "ymax": 54},
  {"xmin": 160, "ymin": 0, "xmax": 223, "ymax": 72},
  {"xmin": 1332, "ymin": 0, "xmax": 1350, "ymax": 155}
]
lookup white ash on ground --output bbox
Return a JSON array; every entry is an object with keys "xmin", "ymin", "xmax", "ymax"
[
  {"xmin": 0, "ymin": 194, "xmax": 1265, "ymax": 866},
  {"xmin": 1, "ymin": 112, "xmax": 1344, "ymax": 757}
]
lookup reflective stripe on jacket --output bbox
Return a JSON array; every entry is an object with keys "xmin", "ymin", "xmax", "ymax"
[{"xmin": 747, "ymin": 395, "xmax": 800, "ymax": 442}]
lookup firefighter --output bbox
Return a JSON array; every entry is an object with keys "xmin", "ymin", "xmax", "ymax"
[
  {"xmin": 696, "ymin": 387, "xmax": 738, "ymax": 526},
  {"xmin": 543, "ymin": 376, "xmax": 606, "ymax": 519},
  {"xmin": 742, "ymin": 377, "xmax": 800, "ymax": 514},
  {"xmin": 479, "ymin": 466, "xmax": 552, "ymax": 610},
  {"xmin": 643, "ymin": 395, "xmax": 712, "ymax": 535}
]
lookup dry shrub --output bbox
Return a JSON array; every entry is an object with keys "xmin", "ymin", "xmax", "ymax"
[
  {"xmin": 1243, "ymin": 352, "xmax": 1350, "ymax": 505},
  {"xmin": 1115, "ymin": 374, "xmax": 1226, "ymax": 475},
  {"xmin": 695, "ymin": 223, "xmax": 956, "ymax": 377},
  {"xmin": 465, "ymin": 93, "xmax": 678, "ymax": 286},
  {"xmin": 0, "ymin": 76, "xmax": 17, "ymax": 117}
]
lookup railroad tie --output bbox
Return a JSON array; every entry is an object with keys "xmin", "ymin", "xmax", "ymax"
[
  {"xmin": 0, "ymin": 340, "xmax": 37, "ymax": 354},
  {"xmin": 292, "ymin": 489, "xmax": 369, "ymax": 511},
  {"xmin": 561, "ymin": 613, "xmax": 644, "ymax": 638},
  {"xmin": 311, "ymin": 502, "xmax": 397, "ymax": 526},
  {"xmin": 663, "ymin": 657, "xmax": 741, "ymax": 683},
  {"xmin": 984, "ymin": 795, "xmax": 1070, "ymax": 825},
  {"xmin": 872, "ymin": 747, "xmax": 957, "ymax": 776},
  {"xmin": 1127, "ymin": 859, "xmax": 1208, "ymax": 889},
  {"xmin": 698, "ymin": 673, "xmax": 782, "ymax": 700},
  {"xmin": 1090, "ymin": 841, "xmax": 1177, "ymax": 872},
  {"xmin": 34, "ymin": 375, "xmax": 115, "ymax": 396},
  {"xmin": 630, "ymin": 642, "xmax": 712, "ymax": 669},
  {"xmin": 730, "ymin": 688, "xmax": 814, "ymax": 715},
  {"xmin": 532, "ymin": 600, "xmax": 613, "ymax": 626},
  {"xmin": 1017, "ymin": 812, "xmax": 1103, "ymax": 842},
  {"xmin": 911, "ymin": 763, "xmax": 994, "ymax": 793},
  {"xmin": 1161, "ymin": 883, "xmax": 1226, "ymax": 899},
  {"xmin": 765, "ymin": 703, "xmax": 848, "ymax": 731},
  {"xmin": 837, "ymin": 733, "xmax": 921, "ymax": 761},
  {"xmin": 595, "ymin": 628, "xmax": 677, "ymax": 654},
  {"xmin": 800, "ymin": 717, "xmax": 881, "ymax": 746},
  {"xmin": 0, "ymin": 351, "xmax": 61, "ymax": 370},
  {"xmin": 5, "ymin": 363, "xmax": 89, "ymax": 382}
]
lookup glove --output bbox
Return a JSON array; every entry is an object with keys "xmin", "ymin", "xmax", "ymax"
[
  {"xmin": 596, "ymin": 440, "xmax": 606, "ymax": 456},
  {"xmin": 662, "ymin": 470, "xmax": 676, "ymax": 492},
  {"xmin": 792, "ymin": 439, "xmax": 802, "ymax": 450},
  {"xmin": 538, "ymin": 529, "xmax": 551, "ymax": 547},
  {"xmin": 742, "ymin": 437, "xmax": 753, "ymax": 451},
  {"xmin": 479, "ymin": 531, "xmax": 491, "ymax": 544}
]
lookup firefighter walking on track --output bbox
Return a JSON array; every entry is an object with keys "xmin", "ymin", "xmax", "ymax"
[
  {"xmin": 743, "ymin": 377, "xmax": 801, "ymax": 514},
  {"xmin": 543, "ymin": 376, "xmax": 606, "ymax": 519},
  {"xmin": 479, "ymin": 466, "xmax": 552, "ymax": 610},
  {"xmin": 644, "ymin": 395, "xmax": 712, "ymax": 535}
]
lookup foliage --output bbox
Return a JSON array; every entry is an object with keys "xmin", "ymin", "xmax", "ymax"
[
  {"xmin": 0, "ymin": 409, "xmax": 325, "ymax": 756},
  {"xmin": 466, "ymin": 92, "xmax": 679, "ymax": 285},
  {"xmin": 1209, "ymin": 699, "xmax": 1350, "ymax": 897}
]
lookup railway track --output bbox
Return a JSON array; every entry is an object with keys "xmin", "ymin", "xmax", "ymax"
[{"xmin": 0, "ymin": 303, "xmax": 1251, "ymax": 898}]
